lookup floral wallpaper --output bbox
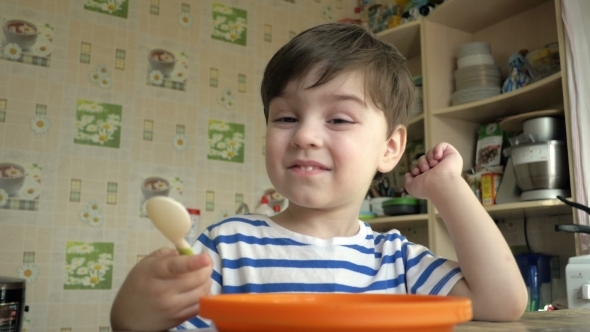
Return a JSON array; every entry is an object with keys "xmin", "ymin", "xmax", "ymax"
[
  {"xmin": 207, "ymin": 119, "xmax": 245, "ymax": 163},
  {"xmin": 64, "ymin": 241, "xmax": 114, "ymax": 290},
  {"xmin": 212, "ymin": 2, "xmax": 248, "ymax": 46},
  {"xmin": 84, "ymin": 0, "xmax": 129, "ymax": 18},
  {"xmin": 0, "ymin": 162, "xmax": 42, "ymax": 210},
  {"xmin": 0, "ymin": 17, "xmax": 53, "ymax": 66},
  {"xmin": 146, "ymin": 48, "xmax": 189, "ymax": 90},
  {"xmin": 0, "ymin": 0, "xmax": 358, "ymax": 331},
  {"xmin": 74, "ymin": 99, "xmax": 123, "ymax": 148}
]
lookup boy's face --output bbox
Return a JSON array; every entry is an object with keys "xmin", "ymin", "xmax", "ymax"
[{"xmin": 265, "ymin": 69, "xmax": 405, "ymax": 212}]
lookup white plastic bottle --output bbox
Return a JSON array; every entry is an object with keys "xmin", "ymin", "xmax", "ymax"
[
  {"xmin": 254, "ymin": 196, "xmax": 274, "ymax": 216},
  {"xmin": 184, "ymin": 208, "xmax": 200, "ymax": 246}
]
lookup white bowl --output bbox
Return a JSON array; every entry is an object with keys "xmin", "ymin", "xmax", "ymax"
[
  {"xmin": 457, "ymin": 54, "xmax": 495, "ymax": 68},
  {"xmin": 458, "ymin": 42, "xmax": 491, "ymax": 58}
]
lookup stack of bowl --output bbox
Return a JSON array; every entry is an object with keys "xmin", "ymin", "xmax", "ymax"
[{"xmin": 451, "ymin": 42, "xmax": 502, "ymax": 105}]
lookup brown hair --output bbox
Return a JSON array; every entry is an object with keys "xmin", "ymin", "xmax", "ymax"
[{"xmin": 260, "ymin": 23, "xmax": 415, "ymax": 135}]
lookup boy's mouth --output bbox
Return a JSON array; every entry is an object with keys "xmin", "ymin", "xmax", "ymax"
[
  {"xmin": 294, "ymin": 165, "xmax": 319, "ymax": 171},
  {"xmin": 288, "ymin": 161, "xmax": 330, "ymax": 172}
]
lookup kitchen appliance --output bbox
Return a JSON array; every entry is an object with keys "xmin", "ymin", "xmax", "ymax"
[
  {"xmin": 553, "ymin": 196, "xmax": 590, "ymax": 309},
  {"xmin": 495, "ymin": 155, "xmax": 521, "ymax": 204},
  {"xmin": 522, "ymin": 116, "xmax": 566, "ymax": 142},
  {"xmin": 500, "ymin": 110, "xmax": 570, "ymax": 201},
  {"xmin": 511, "ymin": 140, "xmax": 570, "ymax": 201},
  {"xmin": 0, "ymin": 276, "xmax": 26, "ymax": 332},
  {"xmin": 564, "ymin": 254, "xmax": 590, "ymax": 309}
]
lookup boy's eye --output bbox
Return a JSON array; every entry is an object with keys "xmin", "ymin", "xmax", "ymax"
[
  {"xmin": 275, "ymin": 117, "xmax": 298, "ymax": 123},
  {"xmin": 329, "ymin": 118, "xmax": 353, "ymax": 124}
]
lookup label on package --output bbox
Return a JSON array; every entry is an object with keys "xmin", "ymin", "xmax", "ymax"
[
  {"xmin": 475, "ymin": 123, "xmax": 504, "ymax": 170},
  {"xmin": 512, "ymin": 145, "xmax": 549, "ymax": 165}
]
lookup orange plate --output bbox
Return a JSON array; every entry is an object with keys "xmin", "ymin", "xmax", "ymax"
[{"xmin": 199, "ymin": 293, "xmax": 472, "ymax": 332}]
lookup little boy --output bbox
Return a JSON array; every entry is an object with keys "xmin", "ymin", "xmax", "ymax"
[{"xmin": 111, "ymin": 23, "xmax": 527, "ymax": 331}]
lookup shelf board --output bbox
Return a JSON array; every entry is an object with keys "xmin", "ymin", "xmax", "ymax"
[
  {"xmin": 376, "ymin": 20, "xmax": 421, "ymax": 59},
  {"xmin": 435, "ymin": 198, "xmax": 573, "ymax": 220},
  {"xmin": 427, "ymin": 0, "xmax": 553, "ymax": 33},
  {"xmin": 432, "ymin": 72, "xmax": 562, "ymax": 123},
  {"xmin": 484, "ymin": 198, "xmax": 573, "ymax": 220},
  {"xmin": 408, "ymin": 114, "xmax": 424, "ymax": 126},
  {"xmin": 365, "ymin": 213, "xmax": 429, "ymax": 231}
]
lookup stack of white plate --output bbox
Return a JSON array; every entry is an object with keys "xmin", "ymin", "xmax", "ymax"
[{"xmin": 452, "ymin": 42, "xmax": 502, "ymax": 105}]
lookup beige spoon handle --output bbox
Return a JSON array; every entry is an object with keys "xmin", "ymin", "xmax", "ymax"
[{"xmin": 175, "ymin": 238, "xmax": 194, "ymax": 256}]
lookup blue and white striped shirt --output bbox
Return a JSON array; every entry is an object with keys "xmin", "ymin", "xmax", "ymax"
[{"xmin": 174, "ymin": 214, "xmax": 463, "ymax": 330}]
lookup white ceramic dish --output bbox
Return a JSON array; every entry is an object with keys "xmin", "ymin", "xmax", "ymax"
[
  {"xmin": 457, "ymin": 54, "xmax": 495, "ymax": 69},
  {"xmin": 451, "ymin": 86, "xmax": 501, "ymax": 105},
  {"xmin": 455, "ymin": 77, "xmax": 501, "ymax": 90},
  {"xmin": 454, "ymin": 65, "xmax": 502, "ymax": 80}
]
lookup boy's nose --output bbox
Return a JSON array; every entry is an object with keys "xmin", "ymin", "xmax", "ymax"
[{"xmin": 290, "ymin": 122, "xmax": 323, "ymax": 149}]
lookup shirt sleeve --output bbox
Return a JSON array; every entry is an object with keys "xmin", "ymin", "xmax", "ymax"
[
  {"xmin": 193, "ymin": 228, "xmax": 223, "ymax": 295},
  {"xmin": 402, "ymin": 240, "xmax": 464, "ymax": 296}
]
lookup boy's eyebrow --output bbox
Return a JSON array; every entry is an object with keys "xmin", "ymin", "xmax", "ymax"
[{"xmin": 326, "ymin": 93, "xmax": 367, "ymax": 107}]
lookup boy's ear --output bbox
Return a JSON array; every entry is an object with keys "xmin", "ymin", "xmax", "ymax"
[{"xmin": 377, "ymin": 125, "xmax": 407, "ymax": 174}]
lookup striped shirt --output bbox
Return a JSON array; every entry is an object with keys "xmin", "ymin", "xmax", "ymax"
[{"xmin": 174, "ymin": 214, "xmax": 463, "ymax": 330}]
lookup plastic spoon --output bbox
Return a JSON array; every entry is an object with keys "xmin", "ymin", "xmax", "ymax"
[{"xmin": 145, "ymin": 196, "xmax": 194, "ymax": 255}]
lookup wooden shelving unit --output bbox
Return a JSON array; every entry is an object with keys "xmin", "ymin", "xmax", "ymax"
[
  {"xmin": 432, "ymin": 72, "xmax": 563, "ymax": 123},
  {"xmin": 375, "ymin": 0, "xmax": 577, "ymax": 259},
  {"xmin": 366, "ymin": 213, "xmax": 428, "ymax": 232},
  {"xmin": 434, "ymin": 198, "xmax": 573, "ymax": 220}
]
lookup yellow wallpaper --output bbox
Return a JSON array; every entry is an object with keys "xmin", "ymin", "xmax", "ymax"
[{"xmin": 0, "ymin": 0, "xmax": 357, "ymax": 330}]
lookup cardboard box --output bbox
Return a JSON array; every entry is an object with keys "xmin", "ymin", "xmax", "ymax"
[{"xmin": 481, "ymin": 173, "xmax": 503, "ymax": 206}]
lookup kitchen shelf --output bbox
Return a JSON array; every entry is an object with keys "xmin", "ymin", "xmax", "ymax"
[
  {"xmin": 376, "ymin": 19, "xmax": 421, "ymax": 60},
  {"xmin": 427, "ymin": 0, "xmax": 553, "ymax": 33},
  {"xmin": 434, "ymin": 198, "xmax": 573, "ymax": 221},
  {"xmin": 366, "ymin": 213, "xmax": 428, "ymax": 231},
  {"xmin": 378, "ymin": 0, "xmax": 578, "ymax": 258},
  {"xmin": 432, "ymin": 72, "xmax": 563, "ymax": 123}
]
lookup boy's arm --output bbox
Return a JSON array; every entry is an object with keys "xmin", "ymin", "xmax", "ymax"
[
  {"xmin": 405, "ymin": 143, "xmax": 527, "ymax": 322},
  {"xmin": 430, "ymin": 173, "xmax": 527, "ymax": 321}
]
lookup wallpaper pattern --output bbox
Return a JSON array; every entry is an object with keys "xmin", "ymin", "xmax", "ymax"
[{"xmin": 0, "ymin": 0, "xmax": 358, "ymax": 330}]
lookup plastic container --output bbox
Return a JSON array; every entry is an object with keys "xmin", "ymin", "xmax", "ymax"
[
  {"xmin": 200, "ymin": 293, "xmax": 472, "ymax": 332},
  {"xmin": 515, "ymin": 253, "xmax": 554, "ymax": 311},
  {"xmin": 273, "ymin": 204, "xmax": 281, "ymax": 215},
  {"xmin": 525, "ymin": 43, "xmax": 560, "ymax": 81},
  {"xmin": 382, "ymin": 197, "xmax": 421, "ymax": 216},
  {"xmin": 254, "ymin": 196, "xmax": 274, "ymax": 216},
  {"xmin": 359, "ymin": 211, "xmax": 377, "ymax": 221},
  {"xmin": 184, "ymin": 208, "xmax": 200, "ymax": 246}
]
